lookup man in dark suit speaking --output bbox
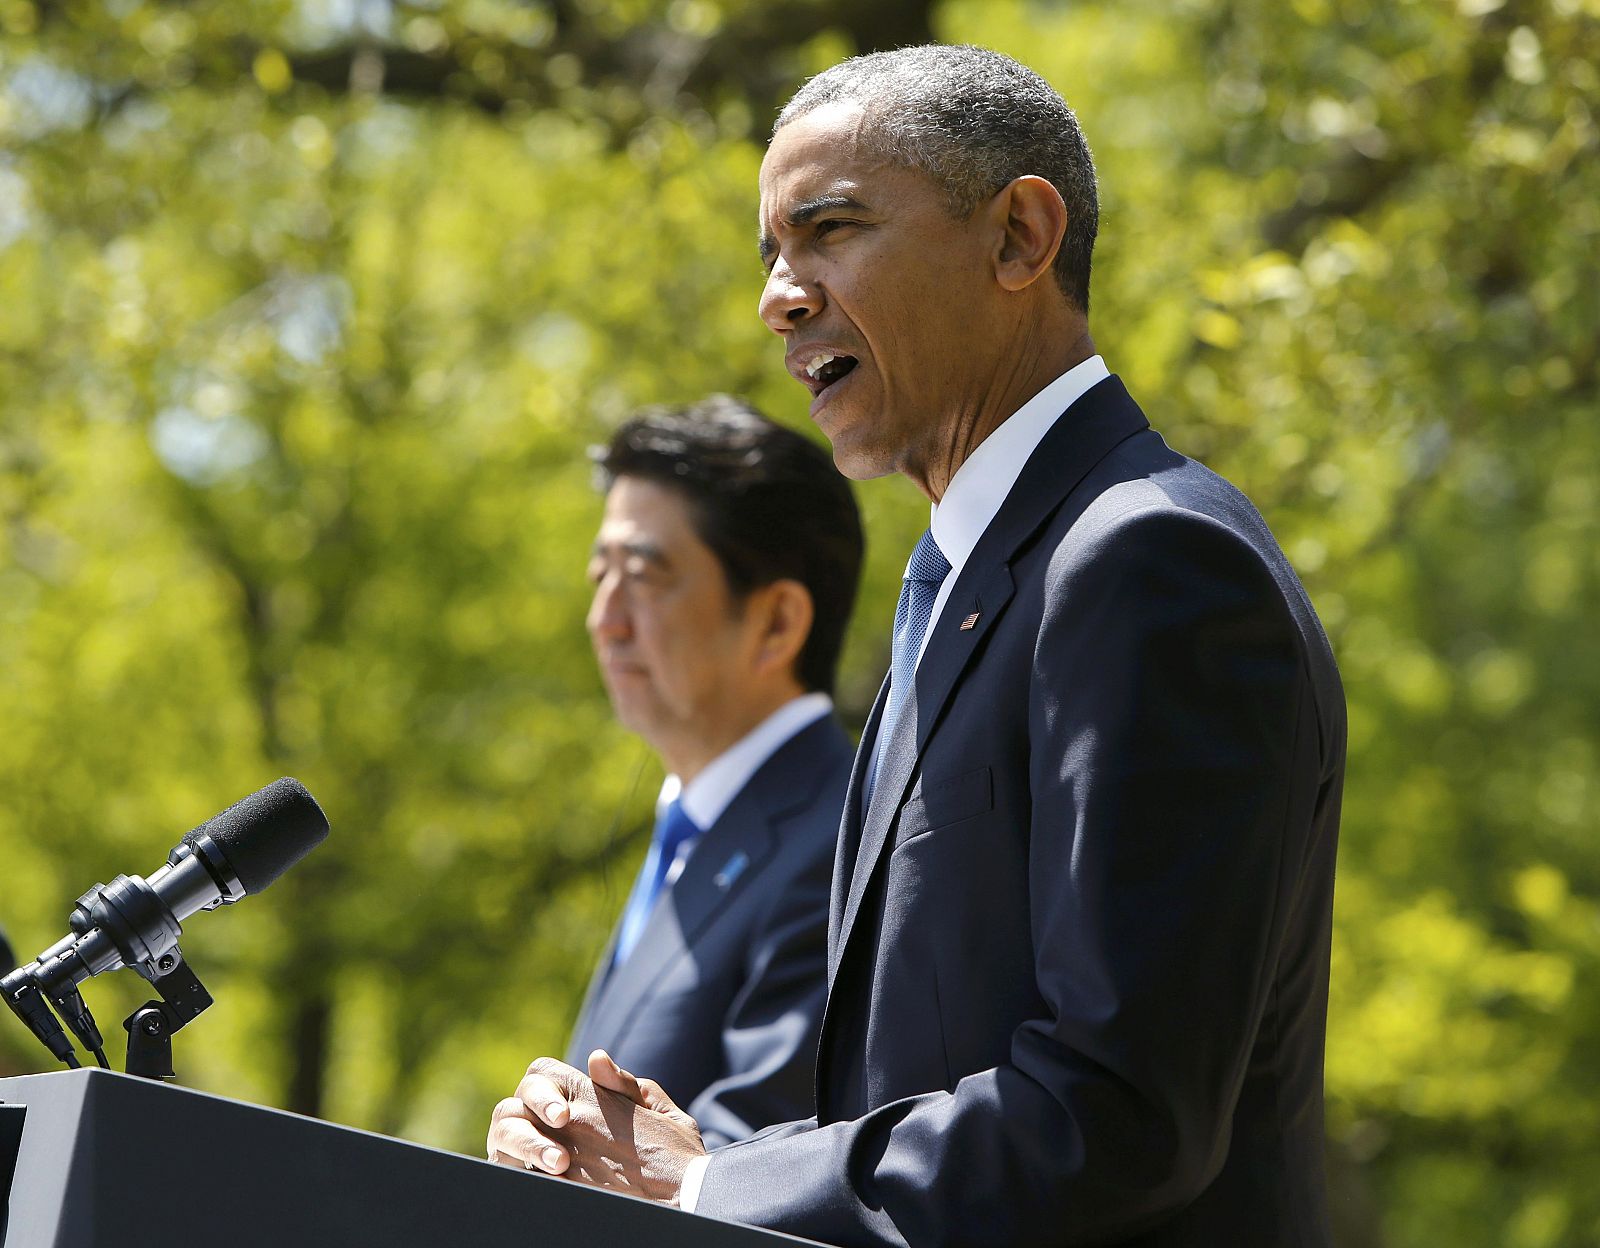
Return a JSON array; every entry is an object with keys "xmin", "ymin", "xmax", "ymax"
[
  {"xmin": 490, "ymin": 46, "xmax": 1345, "ymax": 1247},
  {"xmin": 564, "ymin": 398, "xmax": 862, "ymax": 1148}
]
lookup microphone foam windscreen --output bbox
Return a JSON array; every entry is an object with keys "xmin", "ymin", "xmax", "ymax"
[{"xmin": 184, "ymin": 778, "xmax": 330, "ymax": 896}]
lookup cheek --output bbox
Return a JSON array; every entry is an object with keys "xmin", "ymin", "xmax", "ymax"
[
  {"xmin": 630, "ymin": 613, "xmax": 666, "ymax": 661},
  {"xmin": 677, "ymin": 615, "xmax": 747, "ymax": 685},
  {"xmin": 637, "ymin": 611, "xmax": 697, "ymax": 680},
  {"xmin": 855, "ymin": 269, "xmax": 956, "ymax": 367}
]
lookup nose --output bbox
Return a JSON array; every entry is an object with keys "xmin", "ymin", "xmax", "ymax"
[
  {"xmin": 587, "ymin": 574, "xmax": 631, "ymax": 645},
  {"xmin": 759, "ymin": 259, "xmax": 821, "ymax": 334}
]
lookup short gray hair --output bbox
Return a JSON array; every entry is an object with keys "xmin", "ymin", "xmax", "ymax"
[{"xmin": 775, "ymin": 45, "xmax": 1098, "ymax": 313}]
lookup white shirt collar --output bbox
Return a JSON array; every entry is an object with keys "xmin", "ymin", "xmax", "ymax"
[
  {"xmin": 657, "ymin": 691, "xmax": 834, "ymax": 831},
  {"xmin": 928, "ymin": 355, "xmax": 1110, "ymax": 580}
]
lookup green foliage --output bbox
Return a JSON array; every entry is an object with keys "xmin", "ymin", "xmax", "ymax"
[{"xmin": 3, "ymin": 0, "xmax": 1597, "ymax": 1241}]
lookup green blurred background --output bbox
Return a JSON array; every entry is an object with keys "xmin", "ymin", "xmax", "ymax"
[{"xmin": 1, "ymin": 0, "xmax": 1596, "ymax": 1243}]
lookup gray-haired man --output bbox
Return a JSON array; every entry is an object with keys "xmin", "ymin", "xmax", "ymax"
[{"xmin": 491, "ymin": 46, "xmax": 1344, "ymax": 1248}]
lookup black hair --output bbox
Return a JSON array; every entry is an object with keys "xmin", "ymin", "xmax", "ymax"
[{"xmin": 592, "ymin": 396, "xmax": 864, "ymax": 695}]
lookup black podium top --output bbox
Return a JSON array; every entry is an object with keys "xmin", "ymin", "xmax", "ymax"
[{"xmin": 0, "ymin": 1069, "xmax": 823, "ymax": 1248}]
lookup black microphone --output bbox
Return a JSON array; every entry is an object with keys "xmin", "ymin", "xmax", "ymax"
[
  {"xmin": 2, "ymin": 778, "xmax": 328, "ymax": 1061},
  {"xmin": 0, "ymin": 923, "xmax": 15, "ymax": 976}
]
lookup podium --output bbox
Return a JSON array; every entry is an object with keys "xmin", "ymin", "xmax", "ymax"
[{"xmin": 0, "ymin": 1069, "xmax": 821, "ymax": 1247}]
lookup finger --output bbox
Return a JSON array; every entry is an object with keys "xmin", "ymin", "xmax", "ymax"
[
  {"xmin": 515, "ymin": 1069, "xmax": 574, "ymax": 1128},
  {"xmin": 634, "ymin": 1075, "xmax": 686, "ymax": 1117},
  {"xmin": 488, "ymin": 1117, "xmax": 567, "ymax": 1172},
  {"xmin": 588, "ymin": 1049, "xmax": 645, "ymax": 1103},
  {"xmin": 487, "ymin": 1112, "xmax": 571, "ymax": 1175}
]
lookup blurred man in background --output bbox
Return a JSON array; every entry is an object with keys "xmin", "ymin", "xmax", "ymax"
[{"xmin": 563, "ymin": 397, "xmax": 863, "ymax": 1148}]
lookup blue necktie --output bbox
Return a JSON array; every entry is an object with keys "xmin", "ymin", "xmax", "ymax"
[
  {"xmin": 870, "ymin": 529, "xmax": 952, "ymax": 795},
  {"xmin": 614, "ymin": 799, "xmax": 701, "ymax": 966}
]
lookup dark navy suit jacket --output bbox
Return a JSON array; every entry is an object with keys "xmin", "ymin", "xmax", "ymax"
[
  {"xmin": 566, "ymin": 713, "xmax": 853, "ymax": 1149},
  {"xmin": 696, "ymin": 378, "xmax": 1346, "ymax": 1246}
]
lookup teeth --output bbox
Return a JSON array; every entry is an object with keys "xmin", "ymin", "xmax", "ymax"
[{"xmin": 804, "ymin": 352, "xmax": 838, "ymax": 379}]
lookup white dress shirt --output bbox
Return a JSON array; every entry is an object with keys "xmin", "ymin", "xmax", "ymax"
[
  {"xmin": 918, "ymin": 354, "xmax": 1109, "ymax": 664},
  {"xmin": 681, "ymin": 357, "xmax": 1110, "ymax": 1213}
]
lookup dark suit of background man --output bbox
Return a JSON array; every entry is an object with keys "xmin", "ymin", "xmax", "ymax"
[
  {"xmin": 491, "ymin": 45, "xmax": 1346, "ymax": 1248},
  {"xmin": 561, "ymin": 398, "xmax": 863, "ymax": 1149}
]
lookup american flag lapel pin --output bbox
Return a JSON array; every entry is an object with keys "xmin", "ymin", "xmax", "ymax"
[{"xmin": 959, "ymin": 612, "xmax": 980, "ymax": 631}]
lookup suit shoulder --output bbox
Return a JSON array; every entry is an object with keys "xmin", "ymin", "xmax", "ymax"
[
  {"xmin": 1036, "ymin": 441, "xmax": 1301, "ymax": 599},
  {"xmin": 1043, "ymin": 484, "xmax": 1276, "ymax": 597},
  {"xmin": 1069, "ymin": 437, "xmax": 1267, "ymax": 536},
  {"xmin": 1037, "ymin": 444, "xmax": 1346, "ymax": 747},
  {"xmin": 779, "ymin": 715, "xmax": 856, "ymax": 793},
  {"xmin": 781, "ymin": 742, "xmax": 853, "ymax": 849},
  {"xmin": 753, "ymin": 716, "xmax": 852, "ymax": 843}
]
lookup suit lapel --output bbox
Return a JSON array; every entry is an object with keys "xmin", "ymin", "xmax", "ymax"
[
  {"xmin": 827, "ymin": 673, "xmax": 889, "ymax": 983},
  {"xmin": 568, "ymin": 919, "xmax": 624, "ymax": 1057},
  {"xmin": 833, "ymin": 563, "xmax": 1016, "ymax": 970},
  {"xmin": 583, "ymin": 797, "xmax": 779, "ymax": 1051},
  {"xmin": 576, "ymin": 716, "xmax": 849, "ymax": 1053},
  {"xmin": 663, "ymin": 791, "xmax": 780, "ymax": 951},
  {"xmin": 828, "ymin": 377, "xmax": 1151, "ymax": 987}
]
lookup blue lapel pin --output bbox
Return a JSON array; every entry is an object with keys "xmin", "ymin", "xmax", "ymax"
[{"xmin": 713, "ymin": 850, "xmax": 750, "ymax": 890}]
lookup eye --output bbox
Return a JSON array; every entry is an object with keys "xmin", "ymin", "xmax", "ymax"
[{"xmin": 814, "ymin": 218, "xmax": 854, "ymax": 239}]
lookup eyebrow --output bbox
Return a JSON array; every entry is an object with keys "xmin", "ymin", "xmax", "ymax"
[
  {"xmin": 758, "ymin": 193, "xmax": 870, "ymax": 263},
  {"xmin": 590, "ymin": 538, "xmax": 668, "ymax": 567}
]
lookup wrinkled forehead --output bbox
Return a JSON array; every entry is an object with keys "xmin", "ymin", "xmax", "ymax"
[{"xmin": 758, "ymin": 101, "xmax": 880, "ymax": 218}]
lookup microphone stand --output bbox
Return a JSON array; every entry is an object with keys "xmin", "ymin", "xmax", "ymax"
[
  {"xmin": 4, "ymin": 778, "xmax": 327, "ymax": 1079},
  {"xmin": 122, "ymin": 945, "xmax": 213, "ymax": 1081}
]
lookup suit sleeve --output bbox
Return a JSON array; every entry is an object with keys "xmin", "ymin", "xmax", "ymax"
[
  {"xmin": 685, "ymin": 815, "xmax": 835, "ymax": 1151},
  {"xmin": 695, "ymin": 509, "xmax": 1321, "ymax": 1245}
]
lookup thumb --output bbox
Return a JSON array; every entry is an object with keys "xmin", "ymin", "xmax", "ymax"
[
  {"xmin": 588, "ymin": 1050, "xmax": 688, "ymax": 1119},
  {"xmin": 633, "ymin": 1074, "xmax": 690, "ymax": 1120},
  {"xmin": 588, "ymin": 1049, "xmax": 646, "ymax": 1102}
]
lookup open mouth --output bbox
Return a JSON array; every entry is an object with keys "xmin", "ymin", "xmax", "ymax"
[{"xmin": 802, "ymin": 352, "xmax": 859, "ymax": 397}]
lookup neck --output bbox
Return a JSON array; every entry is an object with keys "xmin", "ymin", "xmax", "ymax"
[
  {"xmin": 911, "ymin": 321, "xmax": 1095, "ymax": 503},
  {"xmin": 656, "ymin": 681, "xmax": 809, "ymax": 785}
]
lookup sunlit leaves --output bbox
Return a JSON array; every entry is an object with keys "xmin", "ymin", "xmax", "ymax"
[{"xmin": 2, "ymin": 2, "xmax": 1597, "ymax": 1241}]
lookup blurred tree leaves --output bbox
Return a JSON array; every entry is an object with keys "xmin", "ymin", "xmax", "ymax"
[{"xmin": 3, "ymin": 0, "xmax": 1597, "ymax": 1242}]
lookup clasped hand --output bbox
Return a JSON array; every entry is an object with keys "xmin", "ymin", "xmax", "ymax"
[{"xmin": 487, "ymin": 1050, "xmax": 706, "ymax": 1206}]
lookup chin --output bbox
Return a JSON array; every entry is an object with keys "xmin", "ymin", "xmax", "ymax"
[
  {"xmin": 606, "ymin": 688, "xmax": 657, "ymax": 732},
  {"xmin": 819, "ymin": 419, "xmax": 901, "ymax": 481},
  {"xmin": 832, "ymin": 453, "xmax": 898, "ymax": 482}
]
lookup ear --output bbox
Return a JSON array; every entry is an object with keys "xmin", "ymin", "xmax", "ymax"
[
  {"xmin": 988, "ymin": 175, "xmax": 1068, "ymax": 293},
  {"xmin": 748, "ymin": 579, "xmax": 814, "ymax": 681}
]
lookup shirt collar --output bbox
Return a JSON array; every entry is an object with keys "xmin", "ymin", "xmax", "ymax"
[
  {"xmin": 658, "ymin": 692, "xmax": 834, "ymax": 831},
  {"xmin": 929, "ymin": 355, "xmax": 1110, "ymax": 578}
]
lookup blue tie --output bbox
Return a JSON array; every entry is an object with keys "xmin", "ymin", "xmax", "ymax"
[
  {"xmin": 614, "ymin": 799, "xmax": 701, "ymax": 966},
  {"xmin": 871, "ymin": 529, "xmax": 952, "ymax": 794}
]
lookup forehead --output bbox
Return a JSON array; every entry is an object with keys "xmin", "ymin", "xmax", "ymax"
[
  {"xmin": 759, "ymin": 101, "xmax": 910, "ymax": 220},
  {"xmin": 595, "ymin": 476, "xmax": 704, "ymax": 553}
]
